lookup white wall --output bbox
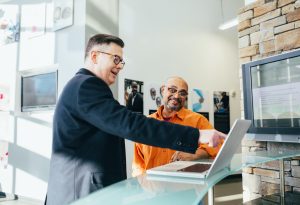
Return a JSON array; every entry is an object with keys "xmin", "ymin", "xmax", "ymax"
[
  {"xmin": 85, "ymin": 0, "xmax": 119, "ymax": 98},
  {"xmin": 118, "ymin": 0, "xmax": 244, "ymax": 177}
]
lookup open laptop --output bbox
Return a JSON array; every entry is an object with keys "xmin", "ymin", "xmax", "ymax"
[{"xmin": 146, "ymin": 119, "xmax": 251, "ymax": 179}]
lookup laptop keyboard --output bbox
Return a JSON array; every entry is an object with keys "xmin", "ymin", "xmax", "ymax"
[{"xmin": 177, "ymin": 163, "xmax": 211, "ymax": 173}]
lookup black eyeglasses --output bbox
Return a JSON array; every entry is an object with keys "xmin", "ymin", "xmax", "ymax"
[
  {"xmin": 96, "ymin": 51, "xmax": 125, "ymax": 67},
  {"xmin": 167, "ymin": 87, "xmax": 188, "ymax": 97}
]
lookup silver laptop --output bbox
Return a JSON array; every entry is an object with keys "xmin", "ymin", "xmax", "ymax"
[{"xmin": 146, "ymin": 119, "xmax": 251, "ymax": 179}]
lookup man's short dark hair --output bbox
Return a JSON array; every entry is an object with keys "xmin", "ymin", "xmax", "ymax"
[
  {"xmin": 85, "ymin": 34, "xmax": 125, "ymax": 59},
  {"xmin": 131, "ymin": 81, "xmax": 138, "ymax": 88}
]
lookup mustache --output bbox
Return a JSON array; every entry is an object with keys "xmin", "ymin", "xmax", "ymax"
[{"xmin": 168, "ymin": 96, "xmax": 182, "ymax": 104}]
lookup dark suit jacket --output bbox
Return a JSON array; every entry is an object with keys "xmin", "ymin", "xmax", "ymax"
[
  {"xmin": 127, "ymin": 92, "xmax": 143, "ymax": 114},
  {"xmin": 45, "ymin": 68, "xmax": 199, "ymax": 205}
]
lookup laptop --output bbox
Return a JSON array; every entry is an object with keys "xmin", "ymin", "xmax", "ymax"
[{"xmin": 146, "ymin": 119, "xmax": 251, "ymax": 179}]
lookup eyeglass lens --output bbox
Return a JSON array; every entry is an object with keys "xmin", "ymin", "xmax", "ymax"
[
  {"xmin": 168, "ymin": 87, "xmax": 188, "ymax": 97},
  {"xmin": 113, "ymin": 56, "xmax": 125, "ymax": 65}
]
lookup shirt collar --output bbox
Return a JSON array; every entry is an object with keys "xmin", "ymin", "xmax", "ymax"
[{"xmin": 156, "ymin": 106, "xmax": 187, "ymax": 121}]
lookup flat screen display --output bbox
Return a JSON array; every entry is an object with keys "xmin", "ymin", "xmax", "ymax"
[
  {"xmin": 21, "ymin": 71, "xmax": 57, "ymax": 112},
  {"xmin": 251, "ymin": 56, "xmax": 300, "ymax": 129},
  {"xmin": 243, "ymin": 49, "xmax": 300, "ymax": 136}
]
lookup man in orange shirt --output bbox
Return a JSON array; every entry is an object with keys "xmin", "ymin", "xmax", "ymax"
[{"xmin": 132, "ymin": 76, "xmax": 223, "ymax": 177}]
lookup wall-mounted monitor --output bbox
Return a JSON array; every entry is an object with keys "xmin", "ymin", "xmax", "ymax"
[
  {"xmin": 197, "ymin": 112, "xmax": 209, "ymax": 121},
  {"xmin": 20, "ymin": 68, "xmax": 58, "ymax": 112},
  {"xmin": 242, "ymin": 49, "xmax": 300, "ymax": 143}
]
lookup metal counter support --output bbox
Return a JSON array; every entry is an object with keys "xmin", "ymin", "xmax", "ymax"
[
  {"xmin": 208, "ymin": 187, "xmax": 214, "ymax": 205},
  {"xmin": 279, "ymin": 159, "xmax": 285, "ymax": 203}
]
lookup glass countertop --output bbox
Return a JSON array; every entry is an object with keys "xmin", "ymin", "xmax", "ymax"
[{"xmin": 71, "ymin": 150, "xmax": 300, "ymax": 205}]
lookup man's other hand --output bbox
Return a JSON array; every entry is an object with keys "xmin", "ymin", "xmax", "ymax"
[
  {"xmin": 198, "ymin": 129, "xmax": 226, "ymax": 147},
  {"xmin": 170, "ymin": 149, "xmax": 209, "ymax": 162}
]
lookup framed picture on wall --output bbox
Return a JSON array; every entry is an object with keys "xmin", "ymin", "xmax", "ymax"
[
  {"xmin": 213, "ymin": 91, "xmax": 230, "ymax": 134},
  {"xmin": 52, "ymin": 0, "xmax": 74, "ymax": 31},
  {"xmin": 0, "ymin": 5, "xmax": 20, "ymax": 46},
  {"xmin": 147, "ymin": 83, "xmax": 163, "ymax": 110},
  {"xmin": 191, "ymin": 88, "xmax": 209, "ymax": 112},
  {"xmin": 124, "ymin": 79, "xmax": 144, "ymax": 115}
]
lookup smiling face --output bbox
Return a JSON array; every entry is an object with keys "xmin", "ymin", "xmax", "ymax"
[
  {"xmin": 90, "ymin": 43, "xmax": 124, "ymax": 85},
  {"xmin": 162, "ymin": 77, "xmax": 188, "ymax": 112}
]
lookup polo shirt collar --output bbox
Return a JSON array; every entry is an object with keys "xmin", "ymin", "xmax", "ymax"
[{"xmin": 156, "ymin": 106, "xmax": 187, "ymax": 121}]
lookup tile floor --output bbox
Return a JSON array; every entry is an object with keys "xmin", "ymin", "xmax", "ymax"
[{"xmin": 0, "ymin": 196, "xmax": 42, "ymax": 205}]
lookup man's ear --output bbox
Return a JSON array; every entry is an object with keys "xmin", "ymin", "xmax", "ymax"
[
  {"xmin": 161, "ymin": 85, "xmax": 166, "ymax": 93},
  {"xmin": 90, "ymin": 51, "xmax": 98, "ymax": 64},
  {"xmin": 184, "ymin": 96, "xmax": 188, "ymax": 108}
]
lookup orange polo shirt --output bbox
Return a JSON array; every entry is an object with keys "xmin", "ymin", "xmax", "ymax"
[{"xmin": 132, "ymin": 106, "xmax": 223, "ymax": 177}]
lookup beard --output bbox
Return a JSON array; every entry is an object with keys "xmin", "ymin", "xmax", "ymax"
[
  {"xmin": 132, "ymin": 90, "xmax": 137, "ymax": 96},
  {"xmin": 165, "ymin": 96, "xmax": 183, "ymax": 111}
]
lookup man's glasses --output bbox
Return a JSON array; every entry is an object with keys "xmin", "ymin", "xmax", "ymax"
[
  {"xmin": 96, "ymin": 51, "xmax": 125, "ymax": 67},
  {"xmin": 167, "ymin": 87, "xmax": 188, "ymax": 97}
]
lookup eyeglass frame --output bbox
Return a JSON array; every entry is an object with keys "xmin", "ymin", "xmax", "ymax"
[
  {"xmin": 95, "ymin": 50, "xmax": 125, "ymax": 67},
  {"xmin": 166, "ymin": 86, "xmax": 188, "ymax": 98}
]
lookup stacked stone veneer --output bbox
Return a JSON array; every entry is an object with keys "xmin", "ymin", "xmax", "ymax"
[{"xmin": 238, "ymin": 0, "xmax": 300, "ymax": 203}]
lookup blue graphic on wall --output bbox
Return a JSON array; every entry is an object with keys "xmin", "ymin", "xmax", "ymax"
[{"xmin": 192, "ymin": 88, "xmax": 205, "ymax": 112}]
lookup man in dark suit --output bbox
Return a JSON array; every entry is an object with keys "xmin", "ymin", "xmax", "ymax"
[
  {"xmin": 126, "ymin": 81, "xmax": 143, "ymax": 114},
  {"xmin": 45, "ymin": 34, "xmax": 226, "ymax": 205},
  {"xmin": 220, "ymin": 92, "xmax": 229, "ymax": 112}
]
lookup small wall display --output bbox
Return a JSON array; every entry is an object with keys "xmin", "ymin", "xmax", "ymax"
[
  {"xmin": 213, "ymin": 91, "xmax": 230, "ymax": 134},
  {"xmin": 52, "ymin": 0, "xmax": 74, "ymax": 31},
  {"xmin": 21, "ymin": 3, "xmax": 46, "ymax": 39},
  {"xmin": 191, "ymin": 88, "xmax": 209, "ymax": 112},
  {"xmin": 20, "ymin": 69, "xmax": 57, "ymax": 112},
  {"xmin": 197, "ymin": 112, "xmax": 209, "ymax": 121},
  {"xmin": 124, "ymin": 79, "xmax": 144, "ymax": 115},
  {"xmin": 0, "ymin": 5, "xmax": 20, "ymax": 46},
  {"xmin": 149, "ymin": 109, "xmax": 157, "ymax": 115}
]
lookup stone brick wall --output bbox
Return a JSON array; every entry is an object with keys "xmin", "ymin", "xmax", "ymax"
[
  {"xmin": 239, "ymin": 0, "xmax": 300, "ymax": 64},
  {"xmin": 238, "ymin": 0, "xmax": 300, "ymax": 202}
]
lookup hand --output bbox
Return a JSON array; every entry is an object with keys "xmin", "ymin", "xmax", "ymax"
[
  {"xmin": 170, "ymin": 149, "xmax": 209, "ymax": 162},
  {"xmin": 171, "ymin": 151, "xmax": 197, "ymax": 162},
  {"xmin": 198, "ymin": 129, "xmax": 226, "ymax": 147}
]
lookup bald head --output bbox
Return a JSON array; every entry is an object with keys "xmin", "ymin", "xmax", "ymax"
[{"xmin": 164, "ymin": 76, "xmax": 188, "ymax": 91}]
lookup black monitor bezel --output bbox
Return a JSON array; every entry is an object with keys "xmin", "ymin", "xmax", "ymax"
[{"xmin": 242, "ymin": 49, "xmax": 300, "ymax": 135}]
